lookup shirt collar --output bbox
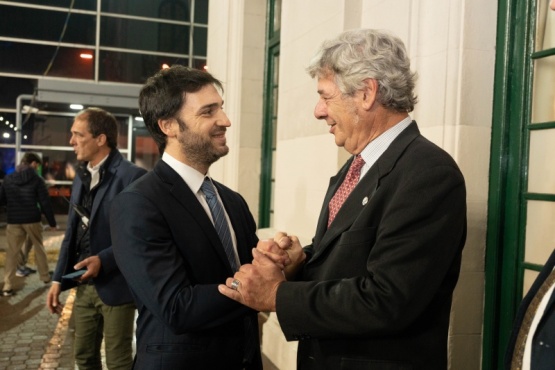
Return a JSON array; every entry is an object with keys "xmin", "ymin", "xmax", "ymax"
[
  {"xmin": 359, "ymin": 116, "xmax": 412, "ymax": 176},
  {"xmin": 87, "ymin": 154, "xmax": 109, "ymax": 173},
  {"xmin": 162, "ymin": 152, "xmax": 207, "ymax": 193}
]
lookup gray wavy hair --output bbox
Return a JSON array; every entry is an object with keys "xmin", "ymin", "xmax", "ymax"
[{"xmin": 307, "ymin": 29, "xmax": 418, "ymax": 112}]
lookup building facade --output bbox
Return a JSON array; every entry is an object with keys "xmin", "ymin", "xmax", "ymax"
[
  {"xmin": 1, "ymin": 0, "xmax": 553, "ymax": 368},
  {"xmin": 207, "ymin": 0, "xmax": 555, "ymax": 369}
]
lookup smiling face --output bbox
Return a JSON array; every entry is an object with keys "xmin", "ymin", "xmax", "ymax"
[
  {"xmin": 171, "ymin": 84, "xmax": 231, "ymax": 171},
  {"xmin": 69, "ymin": 117, "xmax": 106, "ymax": 166},
  {"xmin": 313, "ymin": 73, "xmax": 363, "ymax": 154}
]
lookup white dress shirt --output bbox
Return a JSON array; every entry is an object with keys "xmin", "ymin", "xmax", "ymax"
[
  {"xmin": 87, "ymin": 154, "xmax": 109, "ymax": 190},
  {"xmin": 161, "ymin": 152, "xmax": 240, "ymax": 267},
  {"xmin": 359, "ymin": 116, "xmax": 412, "ymax": 180}
]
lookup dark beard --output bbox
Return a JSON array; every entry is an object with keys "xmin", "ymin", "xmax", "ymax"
[{"xmin": 175, "ymin": 117, "xmax": 229, "ymax": 167}]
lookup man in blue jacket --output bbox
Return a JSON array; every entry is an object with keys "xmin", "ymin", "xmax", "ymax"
[
  {"xmin": 1, "ymin": 152, "xmax": 57, "ymax": 296},
  {"xmin": 46, "ymin": 108, "xmax": 146, "ymax": 370}
]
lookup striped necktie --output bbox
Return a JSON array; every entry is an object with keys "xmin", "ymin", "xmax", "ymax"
[
  {"xmin": 201, "ymin": 177, "xmax": 238, "ymax": 272},
  {"xmin": 201, "ymin": 178, "xmax": 257, "ymax": 362}
]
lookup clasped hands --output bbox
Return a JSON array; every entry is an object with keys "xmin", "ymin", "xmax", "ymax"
[{"xmin": 218, "ymin": 232, "xmax": 305, "ymax": 312}]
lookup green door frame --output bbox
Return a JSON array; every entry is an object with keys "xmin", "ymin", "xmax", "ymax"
[
  {"xmin": 258, "ymin": 0, "xmax": 281, "ymax": 228},
  {"xmin": 483, "ymin": 0, "xmax": 535, "ymax": 368}
]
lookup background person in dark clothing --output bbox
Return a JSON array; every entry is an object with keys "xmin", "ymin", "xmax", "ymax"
[
  {"xmin": 0, "ymin": 152, "xmax": 57, "ymax": 296},
  {"xmin": 505, "ymin": 249, "xmax": 555, "ymax": 369},
  {"xmin": 46, "ymin": 107, "xmax": 146, "ymax": 370}
]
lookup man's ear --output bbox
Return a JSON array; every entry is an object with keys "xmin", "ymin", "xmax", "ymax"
[
  {"xmin": 361, "ymin": 78, "xmax": 378, "ymax": 110},
  {"xmin": 96, "ymin": 133, "xmax": 107, "ymax": 147},
  {"xmin": 158, "ymin": 118, "xmax": 176, "ymax": 137}
]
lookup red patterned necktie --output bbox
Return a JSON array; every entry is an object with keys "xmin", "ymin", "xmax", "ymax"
[{"xmin": 328, "ymin": 155, "xmax": 365, "ymax": 227}]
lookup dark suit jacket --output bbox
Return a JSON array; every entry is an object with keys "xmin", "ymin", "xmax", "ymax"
[
  {"xmin": 53, "ymin": 150, "xmax": 147, "ymax": 306},
  {"xmin": 0, "ymin": 165, "xmax": 57, "ymax": 226},
  {"xmin": 505, "ymin": 249, "xmax": 555, "ymax": 369},
  {"xmin": 110, "ymin": 160, "xmax": 262, "ymax": 370},
  {"xmin": 276, "ymin": 122, "xmax": 467, "ymax": 370}
]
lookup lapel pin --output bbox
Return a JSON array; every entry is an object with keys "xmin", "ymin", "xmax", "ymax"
[{"xmin": 362, "ymin": 196, "xmax": 368, "ymax": 206}]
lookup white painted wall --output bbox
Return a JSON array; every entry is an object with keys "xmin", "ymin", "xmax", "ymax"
[
  {"xmin": 208, "ymin": 0, "xmax": 497, "ymax": 368},
  {"xmin": 207, "ymin": 0, "xmax": 266, "ymax": 221}
]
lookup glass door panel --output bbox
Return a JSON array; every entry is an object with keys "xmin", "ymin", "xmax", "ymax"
[
  {"xmin": 535, "ymin": 0, "xmax": 555, "ymax": 51},
  {"xmin": 523, "ymin": 269, "xmax": 540, "ymax": 297},
  {"xmin": 528, "ymin": 129, "xmax": 555, "ymax": 193},
  {"xmin": 531, "ymin": 56, "xmax": 555, "ymax": 123},
  {"xmin": 524, "ymin": 200, "xmax": 555, "ymax": 265}
]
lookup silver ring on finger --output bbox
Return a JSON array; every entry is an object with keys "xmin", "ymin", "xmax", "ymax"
[{"xmin": 230, "ymin": 279, "xmax": 240, "ymax": 291}]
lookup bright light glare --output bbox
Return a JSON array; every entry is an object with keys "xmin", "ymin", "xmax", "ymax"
[
  {"xmin": 162, "ymin": 64, "xmax": 170, "ymax": 69},
  {"xmin": 203, "ymin": 65, "xmax": 208, "ymax": 70},
  {"xmin": 23, "ymin": 135, "xmax": 28, "ymax": 139},
  {"xmin": 2, "ymin": 133, "xmax": 9, "ymax": 139},
  {"xmin": 0, "ymin": 116, "xmax": 3, "ymax": 121},
  {"xmin": 80, "ymin": 53, "xmax": 93, "ymax": 59},
  {"xmin": 9, "ymin": 124, "xmax": 14, "ymax": 128},
  {"xmin": 134, "ymin": 116, "xmax": 144, "ymax": 121},
  {"xmin": 70, "ymin": 104, "xmax": 84, "ymax": 110}
]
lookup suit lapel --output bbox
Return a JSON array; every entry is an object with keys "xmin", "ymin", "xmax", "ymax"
[
  {"xmin": 536, "ymin": 253, "xmax": 555, "ymax": 327},
  {"xmin": 310, "ymin": 121, "xmax": 421, "ymax": 263},
  {"xmin": 154, "ymin": 161, "xmax": 236, "ymax": 273},
  {"xmin": 312, "ymin": 161, "xmax": 350, "ymax": 248},
  {"xmin": 69, "ymin": 176, "xmax": 84, "ymax": 230},
  {"xmin": 311, "ymin": 165, "xmax": 380, "ymax": 262},
  {"xmin": 90, "ymin": 155, "xmax": 119, "ymax": 221}
]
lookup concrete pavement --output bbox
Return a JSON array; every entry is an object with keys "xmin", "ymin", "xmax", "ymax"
[
  {"xmin": 0, "ymin": 229, "xmax": 76, "ymax": 370},
  {"xmin": 0, "ymin": 223, "xmax": 279, "ymax": 370}
]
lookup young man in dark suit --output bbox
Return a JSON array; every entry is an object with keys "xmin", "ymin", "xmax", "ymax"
[
  {"xmin": 110, "ymin": 66, "xmax": 262, "ymax": 370},
  {"xmin": 220, "ymin": 29, "xmax": 467, "ymax": 370},
  {"xmin": 46, "ymin": 108, "xmax": 147, "ymax": 370}
]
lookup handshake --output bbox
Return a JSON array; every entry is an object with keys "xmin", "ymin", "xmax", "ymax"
[
  {"xmin": 255, "ymin": 232, "xmax": 306, "ymax": 276},
  {"xmin": 218, "ymin": 232, "xmax": 306, "ymax": 312}
]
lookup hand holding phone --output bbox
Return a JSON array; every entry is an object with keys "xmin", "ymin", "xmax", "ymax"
[{"xmin": 61, "ymin": 269, "xmax": 87, "ymax": 281}]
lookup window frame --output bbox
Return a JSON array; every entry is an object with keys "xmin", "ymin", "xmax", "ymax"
[
  {"xmin": 482, "ymin": 0, "xmax": 555, "ymax": 368},
  {"xmin": 258, "ymin": 0, "xmax": 281, "ymax": 228}
]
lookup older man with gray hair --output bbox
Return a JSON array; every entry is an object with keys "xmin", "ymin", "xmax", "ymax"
[{"xmin": 220, "ymin": 29, "xmax": 467, "ymax": 370}]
